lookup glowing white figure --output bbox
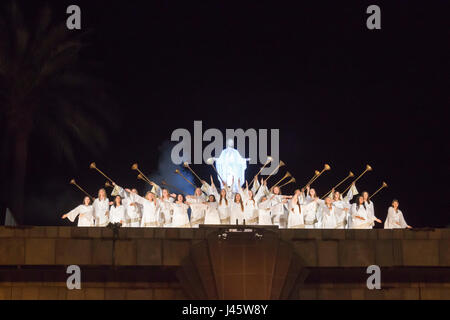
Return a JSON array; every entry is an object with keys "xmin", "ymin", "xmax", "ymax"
[{"xmin": 214, "ymin": 139, "xmax": 248, "ymax": 192}]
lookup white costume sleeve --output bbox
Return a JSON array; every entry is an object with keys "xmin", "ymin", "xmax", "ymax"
[
  {"xmin": 254, "ymin": 186, "xmax": 265, "ymax": 203},
  {"xmin": 384, "ymin": 207, "xmax": 395, "ymax": 228},
  {"xmin": 238, "ymin": 186, "xmax": 250, "ymax": 202},
  {"xmin": 344, "ymin": 184, "xmax": 358, "ymax": 202},
  {"xmin": 210, "ymin": 185, "xmax": 220, "ymax": 199},
  {"xmin": 201, "ymin": 182, "xmax": 211, "ymax": 195},
  {"xmin": 399, "ymin": 210, "xmax": 408, "ymax": 228},
  {"xmin": 251, "ymin": 179, "xmax": 260, "ymax": 195},
  {"xmin": 66, "ymin": 205, "xmax": 82, "ymax": 222}
]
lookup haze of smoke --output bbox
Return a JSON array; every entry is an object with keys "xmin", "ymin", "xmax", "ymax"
[{"xmin": 146, "ymin": 141, "xmax": 195, "ymax": 196}]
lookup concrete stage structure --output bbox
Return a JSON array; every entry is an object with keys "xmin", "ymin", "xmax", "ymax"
[{"xmin": 0, "ymin": 226, "xmax": 449, "ymax": 300}]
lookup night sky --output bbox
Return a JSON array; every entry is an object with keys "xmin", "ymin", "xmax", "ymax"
[{"xmin": 17, "ymin": 0, "xmax": 449, "ymax": 227}]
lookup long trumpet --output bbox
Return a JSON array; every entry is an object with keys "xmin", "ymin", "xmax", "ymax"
[
  {"xmin": 273, "ymin": 171, "xmax": 292, "ymax": 188},
  {"xmin": 304, "ymin": 170, "xmax": 320, "ymax": 187},
  {"xmin": 70, "ymin": 179, "xmax": 94, "ymax": 200},
  {"xmin": 206, "ymin": 158, "xmax": 225, "ymax": 183},
  {"xmin": 132, "ymin": 163, "xmax": 153, "ymax": 185},
  {"xmin": 183, "ymin": 162, "xmax": 203, "ymax": 184},
  {"xmin": 137, "ymin": 173, "xmax": 153, "ymax": 186},
  {"xmin": 264, "ymin": 160, "xmax": 286, "ymax": 183},
  {"xmin": 307, "ymin": 163, "xmax": 331, "ymax": 186},
  {"xmin": 105, "ymin": 181, "xmax": 113, "ymax": 188},
  {"xmin": 175, "ymin": 169, "xmax": 196, "ymax": 188},
  {"xmin": 89, "ymin": 162, "xmax": 115, "ymax": 184},
  {"xmin": 161, "ymin": 180, "xmax": 184, "ymax": 194},
  {"xmin": 279, "ymin": 177, "xmax": 296, "ymax": 188},
  {"xmin": 321, "ymin": 171, "xmax": 354, "ymax": 199},
  {"xmin": 249, "ymin": 156, "xmax": 273, "ymax": 187},
  {"xmin": 341, "ymin": 164, "xmax": 372, "ymax": 194},
  {"xmin": 369, "ymin": 182, "xmax": 388, "ymax": 200}
]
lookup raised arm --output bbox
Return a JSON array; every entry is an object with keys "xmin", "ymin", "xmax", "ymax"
[{"xmin": 62, "ymin": 205, "xmax": 82, "ymax": 222}]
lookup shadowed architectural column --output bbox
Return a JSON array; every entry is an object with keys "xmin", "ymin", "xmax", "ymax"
[{"xmin": 177, "ymin": 226, "xmax": 309, "ymax": 299}]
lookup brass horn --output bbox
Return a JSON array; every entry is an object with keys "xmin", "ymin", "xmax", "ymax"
[
  {"xmin": 308, "ymin": 163, "xmax": 331, "ymax": 186},
  {"xmin": 175, "ymin": 169, "xmax": 196, "ymax": 188},
  {"xmin": 341, "ymin": 164, "xmax": 372, "ymax": 194},
  {"xmin": 137, "ymin": 173, "xmax": 153, "ymax": 186},
  {"xmin": 70, "ymin": 179, "xmax": 94, "ymax": 200},
  {"xmin": 105, "ymin": 181, "xmax": 113, "ymax": 188},
  {"xmin": 304, "ymin": 170, "xmax": 320, "ymax": 188},
  {"xmin": 161, "ymin": 180, "xmax": 184, "ymax": 194},
  {"xmin": 321, "ymin": 171, "xmax": 354, "ymax": 199},
  {"xmin": 249, "ymin": 156, "xmax": 273, "ymax": 187},
  {"xmin": 264, "ymin": 160, "xmax": 286, "ymax": 183},
  {"xmin": 89, "ymin": 162, "xmax": 115, "ymax": 184},
  {"xmin": 206, "ymin": 158, "xmax": 225, "ymax": 183},
  {"xmin": 132, "ymin": 163, "xmax": 153, "ymax": 185},
  {"xmin": 369, "ymin": 182, "xmax": 388, "ymax": 200},
  {"xmin": 183, "ymin": 162, "xmax": 203, "ymax": 184},
  {"xmin": 279, "ymin": 177, "xmax": 296, "ymax": 188},
  {"xmin": 273, "ymin": 171, "xmax": 292, "ymax": 188}
]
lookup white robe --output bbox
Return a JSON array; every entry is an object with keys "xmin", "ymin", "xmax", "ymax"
[
  {"xmin": 257, "ymin": 199, "xmax": 273, "ymax": 225},
  {"xmin": 93, "ymin": 198, "xmax": 109, "ymax": 227},
  {"xmin": 109, "ymin": 205, "xmax": 126, "ymax": 224},
  {"xmin": 319, "ymin": 205, "xmax": 338, "ymax": 229},
  {"xmin": 188, "ymin": 195, "xmax": 207, "ymax": 227},
  {"xmin": 117, "ymin": 186, "xmax": 141, "ymax": 227},
  {"xmin": 350, "ymin": 203, "xmax": 373, "ymax": 229},
  {"xmin": 159, "ymin": 197, "xmax": 175, "ymax": 227},
  {"xmin": 210, "ymin": 185, "xmax": 231, "ymax": 224},
  {"xmin": 332, "ymin": 201, "xmax": 350, "ymax": 229},
  {"xmin": 238, "ymin": 187, "xmax": 260, "ymax": 225},
  {"xmin": 364, "ymin": 200, "xmax": 377, "ymax": 229},
  {"xmin": 287, "ymin": 202, "xmax": 305, "ymax": 229},
  {"xmin": 384, "ymin": 207, "xmax": 408, "ymax": 229},
  {"xmin": 170, "ymin": 202, "xmax": 190, "ymax": 227},
  {"xmin": 230, "ymin": 201, "xmax": 245, "ymax": 225},
  {"xmin": 203, "ymin": 202, "xmax": 221, "ymax": 225},
  {"xmin": 302, "ymin": 198, "xmax": 321, "ymax": 229},
  {"xmin": 65, "ymin": 205, "xmax": 94, "ymax": 227},
  {"xmin": 130, "ymin": 194, "xmax": 160, "ymax": 227},
  {"xmin": 267, "ymin": 194, "xmax": 287, "ymax": 228}
]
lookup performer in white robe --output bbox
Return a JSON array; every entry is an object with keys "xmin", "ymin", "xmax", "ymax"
[
  {"xmin": 202, "ymin": 195, "xmax": 221, "ymax": 225},
  {"xmin": 384, "ymin": 199, "xmax": 412, "ymax": 229},
  {"xmin": 329, "ymin": 190, "xmax": 351, "ymax": 229},
  {"xmin": 257, "ymin": 196, "xmax": 273, "ymax": 225},
  {"xmin": 287, "ymin": 191, "xmax": 305, "ymax": 229},
  {"xmin": 167, "ymin": 194, "xmax": 190, "ymax": 227},
  {"xmin": 186, "ymin": 188, "xmax": 207, "ymax": 227},
  {"xmin": 61, "ymin": 196, "xmax": 94, "ymax": 227},
  {"xmin": 230, "ymin": 193, "xmax": 245, "ymax": 225},
  {"xmin": 210, "ymin": 184, "xmax": 231, "ymax": 224},
  {"xmin": 238, "ymin": 181, "xmax": 262, "ymax": 225},
  {"xmin": 93, "ymin": 188, "xmax": 109, "ymax": 227},
  {"xmin": 350, "ymin": 196, "xmax": 374, "ymax": 229},
  {"xmin": 128, "ymin": 190, "xmax": 160, "ymax": 227},
  {"xmin": 214, "ymin": 138, "xmax": 248, "ymax": 192},
  {"xmin": 302, "ymin": 187, "xmax": 323, "ymax": 228},
  {"xmin": 319, "ymin": 197, "xmax": 338, "ymax": 229},
  {"xmin": 158, "ymin": 188, "xmax": 176, "ymax": 227},
  {"xmin": 114, "ymin": 185, "xmax": 142, "ymax": 227},
  {"xmin": 362, "ymin": 191, "xmax": 382, "ymax": 228},
  {"xmin": 266, "ymin": 185, "xmax": 290, "ymax": 228},
  {"xmin": 109, "ymin": 196, "xmax": 126, "ymax": 225}
]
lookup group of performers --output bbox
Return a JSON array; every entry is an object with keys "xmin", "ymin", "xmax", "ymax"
[{"xmin": 62, "ymin": 175, "xmax": 411, "ymax": 229}]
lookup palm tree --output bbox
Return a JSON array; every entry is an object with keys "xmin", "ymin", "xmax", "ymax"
[{"xmin": 0, "ymin": 2, "xmax": 115, "ymax": 224}]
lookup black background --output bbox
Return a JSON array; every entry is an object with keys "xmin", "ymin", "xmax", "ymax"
[{"xmin": 17, "ymin": 0, "xmax": 449, "ymax": 227}]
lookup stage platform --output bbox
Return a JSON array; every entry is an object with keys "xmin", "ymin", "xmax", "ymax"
[{"xmin": 0, "ymin": 226, "xmax": 449, "ymax": 300}]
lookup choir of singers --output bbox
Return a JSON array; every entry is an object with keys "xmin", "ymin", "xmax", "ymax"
[{"xmin": 62, "ymin": 175, "xmax": 412, "ymax": 229}]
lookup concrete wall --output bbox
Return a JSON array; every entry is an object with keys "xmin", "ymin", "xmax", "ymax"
[{"xmin": 0, "ymin": 226, "xmax": 449, "ymax": 299}]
